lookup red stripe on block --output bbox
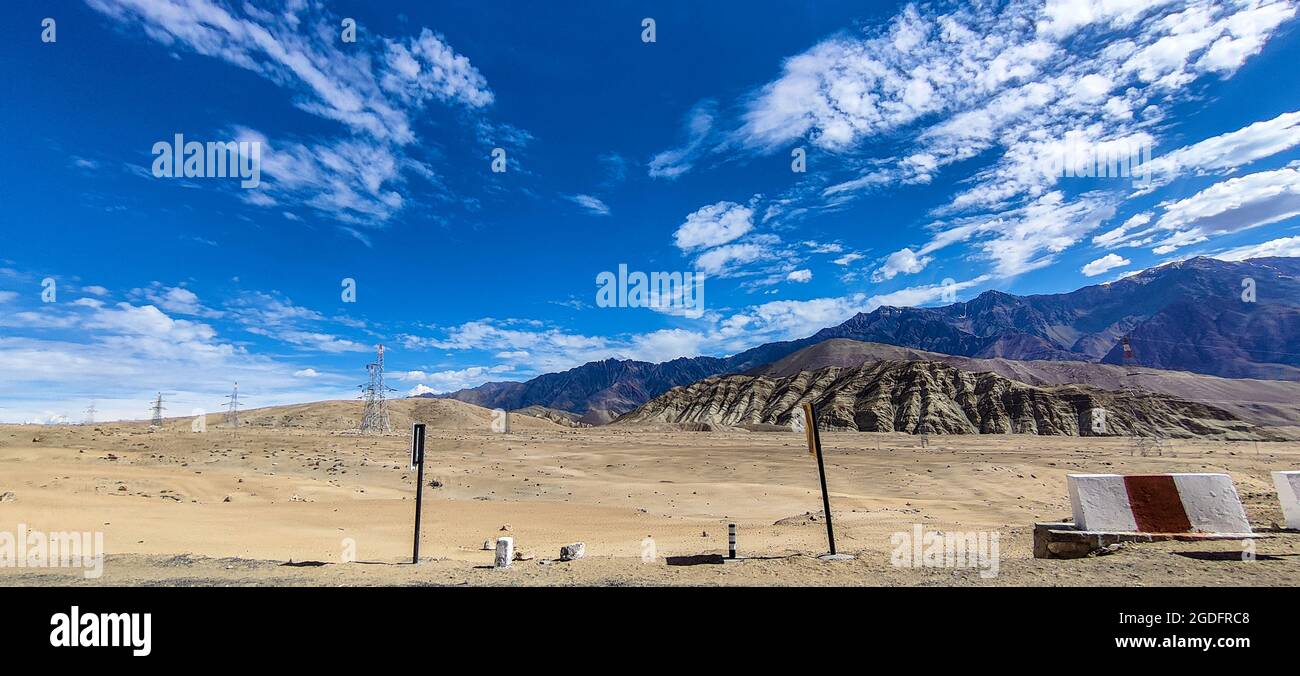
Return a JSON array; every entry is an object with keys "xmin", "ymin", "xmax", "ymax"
[{"xmin": 1123, "ymin": 475, "xmax": 1192, "ymax": 533}]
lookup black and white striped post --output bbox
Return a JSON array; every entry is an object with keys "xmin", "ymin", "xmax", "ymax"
[{"xmin": 728, "ymin": 523, "xmax": 737, "ymax": 559}]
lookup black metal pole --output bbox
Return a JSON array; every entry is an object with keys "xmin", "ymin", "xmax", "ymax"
[
  {"xmin": 411, "ymin": 423, "xmax": 426, "ymax": 564},
  {"xmin": 804, "ymin": 403, "xmax": 836, "ymax": 555}
]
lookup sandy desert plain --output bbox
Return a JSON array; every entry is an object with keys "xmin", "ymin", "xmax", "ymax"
[{"xmin": 1, "ymin": 398, "xmax": 1297, "ymax": 587}]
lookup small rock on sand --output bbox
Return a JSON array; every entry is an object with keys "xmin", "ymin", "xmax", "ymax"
[
  {"xmin": 0, "ymin": 491, "xmax": 15, "ymax": 503},
  {"xmin": 560, "ymin": 542, "xmax": 585, "ymax": 561}
]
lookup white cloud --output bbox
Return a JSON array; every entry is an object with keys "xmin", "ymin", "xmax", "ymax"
[
  {"xmin": 379, "ymin": 29, "xmax": 494, "ymax": 111},
  {"xmin": 246, "ymin": 328, "xmax": 369, "ymax": 353},
  {"xmin": 87, "ymin": 0, "xmax": 502, "ymax": 227},
  {"xmin": 695, "ymin": 243, "xmax": 769, "ymax": 276},
  {"xmin": 916, "ymin": 191, "xmax": 1120, "ymax": 277},
  {"xmin": 871, "ymin": 247, "xmax": 933, "ymax": 282},
  {"xmin": 1144, "ymin": 167, "xmax": 1300, "ymax": 253},
  {"xmin": 400, "ymin": 320, "xmax": 611, "ymax": 373},
  {"xmin": 1036, "ymin": 0, "xmax": 1180, "ymax": 39},
  {"xmin": 1213, "ymin": 235, "xmax": 1300, "ymax": 260},
  {"xmin": 649, "ymin": 100, "xmax": 716, "ymax": 179},
  {"xmin": 1093, "ymin": 212, "xmax": 1153, "ymax": 247},
  {"xmin": 293, "ymin": 368, "xmax": 321, "ymax": 378},
  {"xmin": 399, "ymin": 364, "xmax": 514, "ymax": 395},
  {"xmin": 832, "ymin": 252, "xmax": 864, "ymax": 265},
  {"xmin": 0, "ymin": 291, "xmax": 18, "ymax": 304},
  {"xmin": 1081, "ymin": 253, "xmax": 1132, "ymax": 276},
  {"xmin": 0, "ymin": 300, "xmax": 354, "ymax": 422},
  {"xmin": 1138, "ymin": 110, "xmax": 1300, "ymax": 191},
  {"xmin": 224, "ymin": 290, "xmax": 369, "ymax": 353},
  {"xmin": 673, "ymin": 201, "xmax": 755, "ymax": 251},
  {"xmin": 566, "ymin": 194, "xmax": 610, "ymax": 216},
  {"xmin": 132, "ymin": 284, "xmax": 222, "ymax": 318},
  {"xmin": 627, "ymin": 329, "xmax": 707, "ymax": 363},
  {"xmin": 786, "ymin": 269, "xmax": 813, "ymax": 282},
  {"xmin": 707, "ymin": 0, "xmax": 1297, "ymax": 282},
  {"xmin": 802, "ymin": 240, "xmax": 844, "ymax": 253}
]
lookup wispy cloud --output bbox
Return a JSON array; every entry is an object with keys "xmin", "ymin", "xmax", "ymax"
[
  {"xmin": 1105, "ymin": 167, "xmax": 1300, "ymax": 254},
  {"xmin": 1213, "ymin": 235, "xmax": 1300, "ymax": 260},
  {"xmin": 654, "ymin": 0, "xmax": 1298, "ymax": 278},
  {"xmin": 87, "ymin": 0, "xmax": 503, "ymax": 227},
  {"xmin": 649, "ymin": 100, "xmax": 717, "ymax": 179},
  {"xmin": 566, "ymin": 194, "xmax": 611, "ymax": 216},
  {"xmin": 0, "ymin": 297, "xmax": 353, "ymax": 422}
]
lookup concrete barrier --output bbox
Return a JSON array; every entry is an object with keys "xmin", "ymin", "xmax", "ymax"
[
  {"xmin": 1273, "ymin": 471, "xmax": 1300, "ymax": 529},
  {"xmin": 1035, "ymin": 473, "xmax": 1261, "ymax": 558},
  {"xmin": 1068, "ymin": 473, "xmax": 1251, "ymax": 534}
]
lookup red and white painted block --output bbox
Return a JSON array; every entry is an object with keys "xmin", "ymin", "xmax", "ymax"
[
  {"xmin": 1273, "ymin": 471, "xmax": 1300, "ymax": 529},
  {"xmin": 1068, "ymin": 473, "xmax": 1251, "ymax": 534}
]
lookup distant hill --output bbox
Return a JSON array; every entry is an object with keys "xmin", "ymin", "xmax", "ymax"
[
  {"xmin": 511, "ymin": 405, "xmax": 590, "ymax": 428},
  {"xmin": 422, "ymin": 356, "xmax": 726, "ymax": 422},
  {"xmin": 189, "ymin": 398, "xmax": 567, "ymax": 433},
  {"xmin": 756, "ymin": 339, "xmax": 1300, "ymax": 428},
  {"xmin": 614, "ymin": 360, "xmax": 1276, "ymax": 440},
  {"xmin": 429, "ymin": 257, "xmax": 1300, "ymax": 418}
]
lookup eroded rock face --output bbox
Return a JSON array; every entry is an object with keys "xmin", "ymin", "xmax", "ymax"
[{"xmin": 615, "ymin": 360, "xmax": 1270, "ymax": 439}]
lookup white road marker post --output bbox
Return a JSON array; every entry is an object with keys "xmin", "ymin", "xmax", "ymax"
[{"xmin": 495, "ymin": 537, "xmax": 514, "ymax": 569}]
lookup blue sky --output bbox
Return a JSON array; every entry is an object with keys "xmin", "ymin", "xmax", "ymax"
[{"xmin": 2, "ymin": 0, "xmax": 1300, "ymax": 422}]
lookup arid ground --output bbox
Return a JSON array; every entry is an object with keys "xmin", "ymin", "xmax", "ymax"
[{"xmin": 2, "ymin": 400, "xmax": 1297, "ymax": 586}]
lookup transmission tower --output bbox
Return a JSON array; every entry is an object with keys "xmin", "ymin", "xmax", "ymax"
[
  {"xmin": 359, "ymin": 344, "xmax": 394, "ymax": 434},
  {"xmin": 224, "ymin": 382, "xmax": 242, "ymax": 429},
  {"xmin": 83, "ymin": 401, "xmax": 97, "ymax": 425},
  {"xmin": 150, "ymin": 392, "xmax": 165, "ymax": 427}
]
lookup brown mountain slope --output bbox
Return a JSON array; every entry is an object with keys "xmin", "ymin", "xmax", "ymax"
[
  {"xmin": 755, "ymin": 339, "xmax": 1300, "ymax": 428},
  {"xmin": 615, "ymin": 360, "xmax": 1276, "ymax": 440}
]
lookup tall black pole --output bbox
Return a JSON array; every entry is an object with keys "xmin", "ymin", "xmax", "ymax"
[
  {"xmin": 802, "ymin": 402, "xmax": 836, "ymax": 555},
  {"xmin": 411, "ymin": 423, "xmax": 426, "ymax": 564}
]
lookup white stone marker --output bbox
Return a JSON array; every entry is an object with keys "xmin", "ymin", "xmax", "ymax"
[
  {"xmin": 494, "ymin": 537, "xmax": 514, "ymax": 568},
  {"xmin": 1272, "ymin": 471, "xmax": 1300, "ymax": 529}
]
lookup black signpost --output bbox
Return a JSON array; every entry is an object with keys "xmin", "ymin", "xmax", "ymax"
[
  {"xmin": 410, "ymin": 423, "xmax": 426, "ymax": 564},
  {"xmin": 801, "ymin": 402, "xmax": 837, "ymax": 556}
]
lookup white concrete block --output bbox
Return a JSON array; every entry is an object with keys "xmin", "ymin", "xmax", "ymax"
[
  {"xmin": 1068, "ymin": 474, "xmax": 1136, "ymax": 532},
  {"xmin": 1273, "ymin": 471, "xmax": 1300, "ymax": 529}
]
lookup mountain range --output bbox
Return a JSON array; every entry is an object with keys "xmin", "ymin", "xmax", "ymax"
[{"xmin": 426, "ymin": 257, "xmax": 1300, "ymax": 421}]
